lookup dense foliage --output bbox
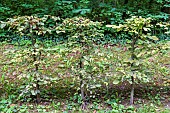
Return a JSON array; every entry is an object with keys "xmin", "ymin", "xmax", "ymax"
[
  {"xmin": 0, "ymin": 0, "xmax": 170, "ymax": 112},
  {"xmin": 0, "ymin": 0, "xmax": 170, "ymax": 42}
]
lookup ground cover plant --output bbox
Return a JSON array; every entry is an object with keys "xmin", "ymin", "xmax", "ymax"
[
  {"xmin": 0, "ymin": 0, "xmax": 170, "ymax": 112},
  {"xmin": 0, "ymin": 40, "xmax": 170, "ymax": 112}
]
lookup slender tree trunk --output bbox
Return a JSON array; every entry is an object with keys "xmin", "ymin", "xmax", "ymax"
[
  {"xmin": 32, "ymin": 37, "xmax": 40, "ymax": 104},
  {"xmin": 130, "ymin": 74, "xmax": 134, "ymax": 105},
  {"xmin": 130, "ymin": 35, "xmax": 138, "ymax": 105},
  {"xmin": 79, "ymin": 57, "xmax": 85, "ymax": 102},
  {"xmin": 79, "ymin": 40, "xmax": 86, "ymax": 109},
  {"xmin": 34, "ymin": 48, "xmax": 40, "ymax": 104}
]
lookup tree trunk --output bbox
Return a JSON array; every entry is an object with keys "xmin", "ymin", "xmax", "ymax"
[
  {"xmin": 79, "ymin": 40, "xmax": 86, "ymax": 109},
  {"xmin": 31, "ymin": 37, "xmax": 40, "ymax": 104},
  {"xmin": 79, "ymin": 57, "xmax": 85, "ymax": 102},
  {"xmin": 130, "ymin": 74, "xmax": 134, "ymax": 105},
  {"xmin": 130, "ymin": 35, "xmax": 138, "ymax": 105}
]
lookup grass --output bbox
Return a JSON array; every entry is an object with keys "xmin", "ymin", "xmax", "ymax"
[{"xmin": 0, "ymin": 40, "xmax": 170, "ymax": 112}]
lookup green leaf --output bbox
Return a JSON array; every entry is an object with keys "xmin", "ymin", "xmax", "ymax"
[
  {"xmin": 106, "ymin": 25, "xmax": 113, "ymax": 27},
  {"xmin": 34, "ymin": 43, "xmax": 39, "ymax": 48},
  {"xmin": 95, "ymin": 84, "xmax": 101, "ymax": 87},
  {"xmin": 148, "ymin": 36, "xmax": 159, "ymax": 41},
  {"xmin": 143, "ymin": 27, "xmax": 150, "ymax": 31},
  {"xmin": 0, "ymin": 33, "xmax": 6, "ymax": 37},
  {"xmin": 31, "ymin": 90, "xmax": 36, "ymax": 95},
  {"xmin": 113, "ymin": 79, "xmax": 120, "ymax": 84},
  {"xmin": 0, "ymin": 22, "xmax": 6, "ymax": 29},
  {"xmin": 84, "ymin": 60, "xmax": 89, "ymax": 65}
]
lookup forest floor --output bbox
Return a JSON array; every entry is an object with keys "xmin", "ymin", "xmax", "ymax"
[{"xmin": 0, "ymin": 41, "xmax": 170, "ymax": 112}]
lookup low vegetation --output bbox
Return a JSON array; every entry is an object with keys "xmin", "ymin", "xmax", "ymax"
[{"xmin": 0, "ymin": 0, "xmax": 170, "ymax": 112}]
